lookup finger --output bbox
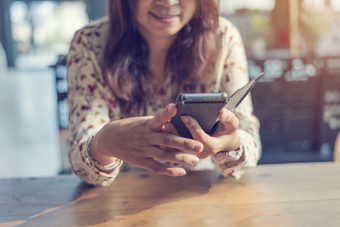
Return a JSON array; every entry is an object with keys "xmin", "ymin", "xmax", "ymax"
[
  {"xmin": 180, "ymin": 116, "xmax": 224, "ymax": 157},
  {"xmin": 146, "ymin": 146, "xmax": 200, "ymax": 166},
  {"xmin": 142, "ymin": 158, "xmax": 187, "ymax": 177},
  {"xmin": 216, "ymin": 109, "xmax": 239, "ymax": 135},
  {"xmin": 148, "ymin": 103, "xmax": 177, "ymax": 131},
  {"xmin": 151, "ymin": 132, "xmax": 203, "ymax": 153},
  {"xmin": 180, "ymin": 115, "xmax": 210, "ymax": 142}
]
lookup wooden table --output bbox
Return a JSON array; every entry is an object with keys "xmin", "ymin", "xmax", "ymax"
[{"xmin": 1, "ymin": 162, "xmax": 340, "ymax": 227}]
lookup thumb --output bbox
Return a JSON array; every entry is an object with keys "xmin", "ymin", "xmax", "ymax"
[
  {"xmin": 148, "ymin": 103, "xmax": 177, "ymax": 131},
  {"xmin": 216, "ymin": 108, "xmax": 239, "ymax": 135}
]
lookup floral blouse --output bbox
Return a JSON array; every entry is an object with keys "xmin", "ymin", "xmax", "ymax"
[{"xmin": 67, "ymin": 17, "xmax": 261, "ymax": 187}]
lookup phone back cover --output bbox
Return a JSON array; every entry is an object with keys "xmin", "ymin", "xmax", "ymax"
[{"xmin": 170, "ymin": 101, "xmax": 225, "ymax": 138}]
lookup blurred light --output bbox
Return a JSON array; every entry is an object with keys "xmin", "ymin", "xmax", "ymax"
[
  {"xmin": 303, "ymin": 0, "xmax": 340, "ymax": 10},
  {"xmin": 10, "ymin": 1, "xmax": 88, "ymax": 69},
  {"xmin": 331, "ymin": 0, "xmax": 340, "ymax": 11},
  {"xmin": 34, "ymin": 1, "xmax": 56, "ymax": 18},
  {"xmin": 303, "ymin": 0, "xmax": 325, "ymax": 9},
  {"xmin": 220, "ymin": 0, "xmax": 275, "ymax": 14},
  {"xmin": 10, "ymin": 1, "xmax": 28, "ymax": 23}
]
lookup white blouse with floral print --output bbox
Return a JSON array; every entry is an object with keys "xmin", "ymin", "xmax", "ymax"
[{"xmin": 67, "ymin": 17, "xmax": 261, "ymax": 187}]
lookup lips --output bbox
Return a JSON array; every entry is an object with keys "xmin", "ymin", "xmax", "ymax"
[
  {"xmin": 150, "ymin": 11, "xmax": 179, "ymax": 20},
  {"xmin": 149, "ymin": 4, "xmax": 182, "ymax": 20}
]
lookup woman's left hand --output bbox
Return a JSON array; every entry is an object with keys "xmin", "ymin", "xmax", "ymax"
[{"xmin": 180, "ymin": 108, "xmax": 241, "ymax": 159}]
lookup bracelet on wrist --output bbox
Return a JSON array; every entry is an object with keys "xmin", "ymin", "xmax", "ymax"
[{"xmin": 86, "ymin": 134, "xmax": 122, "ymax": 171}]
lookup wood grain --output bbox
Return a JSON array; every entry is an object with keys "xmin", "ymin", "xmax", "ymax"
[{"xmin": 1, "ymin": 162, "xmax": 340, "ymax": 227}]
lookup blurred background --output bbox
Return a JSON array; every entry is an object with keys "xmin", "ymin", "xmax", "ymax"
[{"xmin": 0, "ymin": 0, "xmax": 339, "ymax": 178}]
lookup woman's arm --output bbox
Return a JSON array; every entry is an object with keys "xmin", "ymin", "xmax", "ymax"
[
  {"xmin": 211, "ymin": 18, "xmax": 261, "ymax": 178},
  {"xmin": 67, "ymin": 27, "xmax": 122, "ymax": 186}
]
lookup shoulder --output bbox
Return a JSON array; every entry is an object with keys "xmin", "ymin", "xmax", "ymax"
[
  {"xmin": 216, "ymin": 16, "xmax": 241, "ymax": 38},
  {"xmin": 70, "ymin": 18, "xmax": 110, "ymax": 62},
  {"xmin": 214, "ymin": 16, "xmax": 244, "ymax": 52},
  {"xmin": 218, "ymin": 16, "xmax": 234, "ymax": 28},
  {"xmin": 72, "ymin": 17, "xmax": 109, "ymax": 47},
  {"xmin": 78, "ymin": 17, "xmax": 109, "ymax": 35}
]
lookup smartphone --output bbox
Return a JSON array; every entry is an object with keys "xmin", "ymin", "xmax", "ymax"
[{"xmin": 170, "ymin": 93, "xmax": 228, "ymax": 138}]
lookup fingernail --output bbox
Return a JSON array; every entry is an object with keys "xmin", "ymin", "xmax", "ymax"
[
  {"xmin": 194, "ymin": 144, "xmax": 203, "ymax": 152},
  {"xmin": 190, "ymin": 156, "xmax": 200, "ymax": 165},
  {"xmin": 220, "ymin": 110, "xmax": 229, "ymax": 121},
  {"xmin": 181, "ymin": 116, "xmax": 190, "ymax": 124},
  {"xmin": 166, "ymin": 104, "xmax": 175, "ymax": 114},
  {"xmin": 178, "ymin": 169, "xmax": 186, "ymax": 176}
]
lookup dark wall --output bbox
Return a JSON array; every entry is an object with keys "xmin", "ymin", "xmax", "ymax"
[{"xmin": 249, "ymin": 57, "xmax": 340, "ymax": 163}]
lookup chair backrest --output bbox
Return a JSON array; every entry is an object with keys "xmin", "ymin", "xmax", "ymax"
[{"xmin": 334, "ymin": 133, "xmax": 340, "ymax": 162}]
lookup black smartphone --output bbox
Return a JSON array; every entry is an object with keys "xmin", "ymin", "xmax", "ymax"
[{"xmin": 170, "ymin": 93, "xmax": 228, "ymax": 138}]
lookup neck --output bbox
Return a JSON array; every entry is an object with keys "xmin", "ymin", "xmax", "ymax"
[
  {"xmin": 138, "ymin": 27, "xmax": 177, "ymax": 88},
  {"xmin": 138, "ymin": 27, "xmax": 177, "ymax": 54},
  {"xmin": 145, "ymin": 35, "xmax": 175, "ymax": 71}
]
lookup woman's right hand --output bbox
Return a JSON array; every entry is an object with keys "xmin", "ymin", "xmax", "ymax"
[{"xmin": 90, "ymin": 104, "xmax": 203, "ymax": 177}]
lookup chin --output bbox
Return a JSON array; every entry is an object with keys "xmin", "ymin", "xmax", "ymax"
[{"xmin": 153, "ymin": 28, "xmax": 182, "ymax": 37}]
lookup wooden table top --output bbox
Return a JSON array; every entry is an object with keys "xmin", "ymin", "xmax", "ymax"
[{"xmin": 1, "ymin": 162, "xmax": 340, "ymax": 227}]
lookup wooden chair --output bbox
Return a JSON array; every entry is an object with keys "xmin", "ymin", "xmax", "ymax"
[{"xmin": 334, "ymin": 133, "xmax": 340, "ymax": 162}]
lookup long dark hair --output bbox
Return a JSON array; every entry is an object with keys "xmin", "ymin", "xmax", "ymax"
[{"xmin": 104, "ymin": 0, "xmax": 219, "ymax": 116}]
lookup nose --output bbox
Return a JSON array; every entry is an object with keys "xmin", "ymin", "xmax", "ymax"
[{"xmin": 155, "ymin": 0, "xmax": 179, "ymax": 7}]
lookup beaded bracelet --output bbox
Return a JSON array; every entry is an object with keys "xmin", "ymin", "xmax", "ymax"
[{"xmin": 86, "ymin": 134, "xmax": 122, "ymax": 171}]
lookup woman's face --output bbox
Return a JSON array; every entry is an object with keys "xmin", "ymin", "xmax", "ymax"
[{"xmin": 135, "ymin": 0, "xmax": 197, "ymax": 39}]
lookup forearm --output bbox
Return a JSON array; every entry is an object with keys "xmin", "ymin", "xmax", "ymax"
[
  {"xmin": 67, "ymin": 103, "xmax": 123, "ymax": 186},
  {"xmin": 211, "ymin": 101, "xmax": 262, "ymax": 178},
  {"xmin": 212, "ymin": 18, "xmax": 262, "ymax": 178},
  {"xmin": 66, "ymin": 79, "xmax": 123, "ymax": 186},
  {"xmin": 66, "ymin": 24, "xmax": 126, "ymax": 186}
]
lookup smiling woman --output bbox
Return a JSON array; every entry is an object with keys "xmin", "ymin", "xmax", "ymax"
[{"xmin": 67, "ymin": 0, "xmax": 261, "ymax": 186}]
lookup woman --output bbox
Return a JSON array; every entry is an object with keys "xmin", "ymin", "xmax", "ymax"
[{"xmin": 67, "ymin": 0, "xmax": 261, "ymax": 186}]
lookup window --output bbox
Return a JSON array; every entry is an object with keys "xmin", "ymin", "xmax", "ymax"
[{"xmin": 10, "ymin": 0, "xmax": 88, "ymax": 69}]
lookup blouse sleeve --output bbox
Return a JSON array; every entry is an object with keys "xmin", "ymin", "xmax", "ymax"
[
  {"xmin": 211, "ymin": 19, "xmax": 262, "ymax": 179},
  {"xmin": 67, "ymin": 28, "xmax": 122, "ymax": 187}
]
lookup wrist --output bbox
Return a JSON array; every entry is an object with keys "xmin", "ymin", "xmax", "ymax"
[
  {"xmin": 214, "ymin": 136, "xmax": 243, "ymax": 159},
  {"xmin": 87, "ymin": 134, "xmax": 120, "ymax": 170},
  {"xmin": 220, "ymin": 132, "xmax": 241, "ymax": 153}
]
